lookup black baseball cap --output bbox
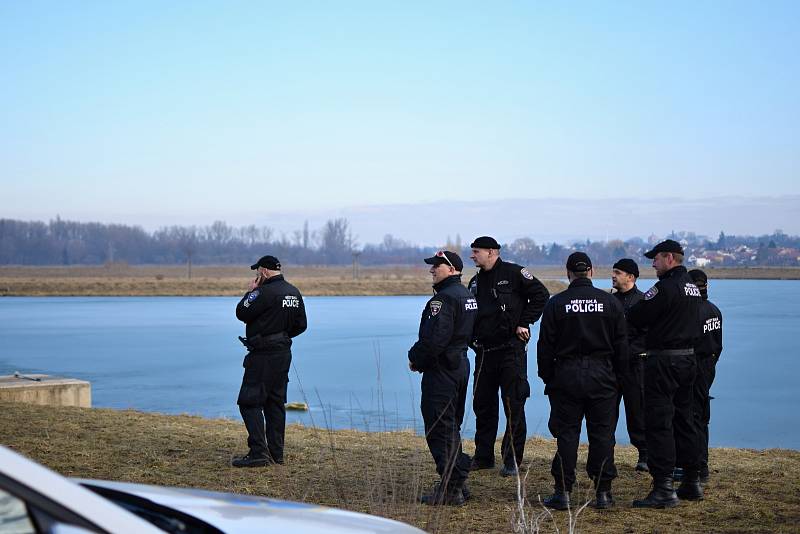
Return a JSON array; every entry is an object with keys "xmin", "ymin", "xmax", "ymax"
[
  {"xmin": 470, "ymin": 236, "xmax": 501, "ymax": 250},
  {"xmin": 644, "ymin": 239, "xmax": 684, "ymax": 259},
  {"xmin": 250, "ymin": 255, "xmax": 281, "ymax": 270},
  {"xmin": 424, "ymin": 250, "xmax": 463, "ymax": 271},
  {"xmin": 566, "ymin": 252, "xmax": 592, "ymax": 273},
  {"xmin": 612, "ymin": 258, "xmax": 640, "ymax": 278},
  {"xmin": 688, "ymin": 269, "xmax": 708, "ymax": 286}
]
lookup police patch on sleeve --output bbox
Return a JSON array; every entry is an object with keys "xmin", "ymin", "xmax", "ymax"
[
  {"xmin": 521, "ymin": 268, "xmax": 533, "ymax": 280},
  {"xmin": 643, "ymin": 286, "xmax": 659, "ymax": 300},
  {"xmin": 429, "ymin": 300, "xmax": 442, "ymax": 316},
  {"xmin": 243, "ymin": 290, "xmax": 260, "ymax": 308}
]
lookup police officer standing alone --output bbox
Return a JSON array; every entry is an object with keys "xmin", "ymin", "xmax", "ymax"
[
  {"xmin": 468, "ymin": 236, "xmax": 549, "ymax": 477},
  {"xmin": 537, "ymin": 252, "xmax": 628, "ymax": 509},
  {"xmin": 232, "ymin": 255, "xmax": 307, "ymax": 467},
  {"xmin": 688, "ymin": 269, "xmax": 723, "ymax": 484},
  {"xmin": 611, "ymin": 258, "xmax": 649, "ymax": 472},
  {"xmin": 629, "ymin": 240, "xmax": 703, "ymax": 507},
  {"xmin": 409, "ymin": 250, "xmax": 477, "ymax": 506}
]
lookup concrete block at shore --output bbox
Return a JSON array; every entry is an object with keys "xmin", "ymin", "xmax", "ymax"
[{"xmin": 0, "ymin": 374, "xmax": 91, "ymax": 408}]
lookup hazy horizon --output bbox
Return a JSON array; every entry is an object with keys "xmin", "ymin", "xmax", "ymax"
[{"xmin": 5, "ymin": 194, "xmax": 798, "ymax": 247}]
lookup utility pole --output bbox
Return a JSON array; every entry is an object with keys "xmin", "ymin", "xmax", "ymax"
[{"xmin": 352, "ymin": 251, "xmax": 361, "ymax": 280}]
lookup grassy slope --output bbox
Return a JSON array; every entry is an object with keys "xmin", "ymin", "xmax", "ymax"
[{"xmin": 2, "ymin": 402, "xmax": 798, "ymax": 533}]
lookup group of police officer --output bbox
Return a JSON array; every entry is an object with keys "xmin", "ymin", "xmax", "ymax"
[{"xmin": 231, "ymin": 236, "xmax": 723, "ymax": 511}]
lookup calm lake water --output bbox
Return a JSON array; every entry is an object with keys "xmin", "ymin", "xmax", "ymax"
[{"xmin": 1, "ymin": 279, "xmax": 797, "ymax": 450}]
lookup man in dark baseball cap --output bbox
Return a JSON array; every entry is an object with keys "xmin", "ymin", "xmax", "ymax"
[
  {"xmin": 410, "ymin": 249, "xmax": 476, "ymax": 505},
  {"xmin": 566, "ymin": 251, "xmax": 592, "ymax": 273},
  {"xmin": 537, "ymin": 251, "xmax": 627, "ymax": 510},
  {"xmin": 629, "ymin": 238, "xmax": 703, "ymax": 508},
  {"xmin": 233, "ymin": 253, "xmax": 305, "ymax": 468},
  {"xmin": 250, "ymin": 255, "xmax": 281, "ymax": 271},
  {"xmin": 611, "ymin": 258, "xmax": 648, "ymax": 472},
  {"xmin": 644, "ymin": 239, "xmax": 684, "ymax": 259},
  {"xmin": 424, "ymin": 250, "xmax": 464, "ymax": 271}
]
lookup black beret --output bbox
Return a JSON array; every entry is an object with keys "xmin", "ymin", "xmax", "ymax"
[
  {"xmin": 424, "ymin": 250, "xmax": 464, "ymax": 271},
  {"xmin": 250, "ymin": 255, "xmax": 281, "ymax": 270},
  {"xmin": 612, "ymin": 258, "xmax": 640, "ymax": 278},
  {"xmin": 644, "ymin": 239, "xmax": 684, "ymax": 259},
  {"xmin": 470, "ymin": 236, "xmax": 501, "ymax": 249},
  {"xmin": 566, "ymin": 251, "xmax": 592, "ymax": 272}
]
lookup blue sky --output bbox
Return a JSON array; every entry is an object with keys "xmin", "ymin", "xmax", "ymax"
[{"xmin": 1, "ymin": 1, "xmax": 798, "ymax": 237}]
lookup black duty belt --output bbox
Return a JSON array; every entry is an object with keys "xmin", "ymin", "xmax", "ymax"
[
  {"xmin": 238, "ymin": 332, "xmax": 289, "ymax": 351},
  {"xmin": 647, "ymin": 348, "xmax": 694, "ymax": 357},
  {"xmin": 473, "ymin": 341, "xmax": 515, "ymax": 353}
]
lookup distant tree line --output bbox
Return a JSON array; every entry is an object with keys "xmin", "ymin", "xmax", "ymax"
[{"xmin": 1, "ymin": 217, "xmax": 798, "ymax": 267}]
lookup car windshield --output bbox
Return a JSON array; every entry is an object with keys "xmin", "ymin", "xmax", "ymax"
[{"xmin": 80, "ymin": 483, "xmax": 222, "ymax": 534}]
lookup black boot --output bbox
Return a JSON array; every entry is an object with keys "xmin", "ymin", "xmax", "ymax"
[
  {"xmin": 469, "ymin": 457, "xmax": 495, "ymax": 471},
  {"xmin": 592, "ymin": 480, "xmax": 614, "ymax": 509},
  {"xmin": 635, "ymin": 450, "xmax": 649, "ymax": 472},
  {"xmin": 543, "ymin": 490, "xmax": 571, "ymax": 510},
  {"xmin": 231, "ymin": 452, "xmax": 271, "ymax": 468},
  {"xmin": 632, "ymin": 477, "xmax": 679, "ymax": 508},
  {"xmin": 420, "ymin": 482, "xmax": 466, "ymax": 506},
  {"xmin": 699, "ymin": 466, "xmax": 710, "ymax": 484},
  {"xmin": 676, "ymin": 470, "xmax": 704, "ymax": 501}
]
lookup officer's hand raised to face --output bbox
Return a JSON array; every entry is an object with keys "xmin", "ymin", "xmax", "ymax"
[
  {"xmin": 516, "ymin": 326, "xmax": 531, "ymax": 342},
  {"xmin": 248, "ymin": 271, "xmax": 264, "ymax": 291}
]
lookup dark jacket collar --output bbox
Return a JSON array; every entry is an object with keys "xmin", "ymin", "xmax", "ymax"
[
  {"xmin": 568, "ymin": 277, "xmax": 593, "ymax": 288},
  {"xmin": 263, "ymin": 274, "xmax": 284, "ymax": 284},
  {"xmin": 658, "ymin": 265, "xmax": 687, "ymax": 281},
  {"xmin": 434, "ymin": 275, "xmax": 462, "ymax": 293},
  {"xmin": 479, "ymin": 257, "xmax": 503, "ymax": 273},
  {"xmin": 616, "ymin": 284, "xmax": 639, "ymax": 297}
]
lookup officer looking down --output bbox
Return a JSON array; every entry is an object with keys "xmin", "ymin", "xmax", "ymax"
[
  {"xmin": 233, "ymin": 255, "xmax": 307, "ymax": 468},
  {"xmin": 468, "ymin": 236, "xmax": 550, "ymax": 477},
  {"xmin": 537, "ymin": 252, "xmax": 628, "ymax": 510},
  {"xmin": 409, "ymin": 250, "xmax": 477, "ymax": 506}
]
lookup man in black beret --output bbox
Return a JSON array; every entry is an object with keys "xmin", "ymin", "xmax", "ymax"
[
  {"xmin": 611, "ymin": 258, "xmax": 649, "ymax": 472},
  {"xmin": 688, "ymin": 269, "xmax": 723, "ymax": 484},
  {"xmin": 629, "ymin": 240, "xmax": 704, "ymax": 507},
  {"xmin": 232, "ymin": 255, "xmax": 307, "ymax": 467},
  {"xmin": 537, "ymin": 252, "xmax": 628, "ymax": 509},
  {"xmin": 467, "ymin": 235, "xmax": 550, "ymax": 477},
  {"xmin": 409, "ymin": 250, "xmax": 477, "ymax": 505}
]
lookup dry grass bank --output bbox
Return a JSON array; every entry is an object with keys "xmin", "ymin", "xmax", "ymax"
[
  {"xmin": 2, "ymin": 402, "xmax": 798, "ymax": 533},
  {"xmin": 0, "ymin": 265, "xmax": 567, "ymax": 297}
]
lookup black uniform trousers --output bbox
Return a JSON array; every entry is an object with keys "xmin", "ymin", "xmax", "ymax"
[
  {"xmin": 644, "ymin": 351, "xmax": 700, "ymax": 478},
  {"xmin": 615, "ymin": 354, "xmax": 647, "ymax": 452},
  {"xmin": 693, "ymin": 353, "xmax": 718, "ymax": 475},
  {"xmin": 473, "ymin": 340, "xmax": 530, "ymax": 469},
  {"xmin": 421, "ymin": 356, "xmax": 471, "ymax": 491},
  {"xmin": 547, "ymin": 358, "xmax": 618, "ymax": 492},
  {"xmin": 237, "ymin": 349, "xmax": 291, "ymax": 463}
]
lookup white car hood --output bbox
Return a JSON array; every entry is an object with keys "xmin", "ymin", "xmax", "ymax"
[{"xmin": 75, "ymin": 479, "xmax": 425, "ymax": 534}]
